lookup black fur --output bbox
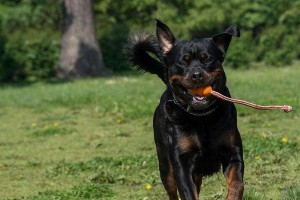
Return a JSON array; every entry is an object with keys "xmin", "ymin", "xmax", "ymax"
[
  {"xmin": 124, "ymin": 32, "xmax": 166, "ymax": 83},
  {"xmin": 125, "ymin": 20, "xmax": 244, "ymax": 200}
]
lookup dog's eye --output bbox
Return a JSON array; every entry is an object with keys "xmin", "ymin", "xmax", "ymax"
[
  {"xmin": 199, "ymin": 52, "xmax": 208, "ymax": 62},
  {"xmin": 182, "ymin": 55, "xmax": 191, "ymax": 65}
]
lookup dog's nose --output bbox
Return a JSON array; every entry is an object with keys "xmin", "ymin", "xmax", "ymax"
[{"xmin": 192, "ymin": 71, "xmax": 203, "ymax": 81}]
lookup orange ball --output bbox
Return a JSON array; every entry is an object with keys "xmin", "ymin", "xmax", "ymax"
[{"xmin": 189, "ymin": 86, "xmax": 212, "ymax": 96}]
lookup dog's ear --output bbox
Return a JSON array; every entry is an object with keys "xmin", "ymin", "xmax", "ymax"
[
  {"xmin": 156, "ymin": 19, "xmax": 176, "ymax": 55},
  {"xmin": 212, "ymin": 25, "xmax": 240, "ymax": 55}
]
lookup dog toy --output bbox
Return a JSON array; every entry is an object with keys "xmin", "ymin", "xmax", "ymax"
[{"xmin": 190, "ymin": 86, "xmax": 292, "ymax": 113}]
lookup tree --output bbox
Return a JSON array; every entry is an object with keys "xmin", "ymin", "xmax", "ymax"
[{"xmin": 58, "ymin": 0, "xmax": 111, "ymax": 78}]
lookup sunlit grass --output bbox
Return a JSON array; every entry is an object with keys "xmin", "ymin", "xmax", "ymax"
[{"xmin": 0, "ymin": 63, "xmax": 299, "ymax": 199}]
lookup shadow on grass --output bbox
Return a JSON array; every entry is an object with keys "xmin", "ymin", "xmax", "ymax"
[{"xmin": 23, "ymin": 184, "xmax": 115, "ymax": 200}]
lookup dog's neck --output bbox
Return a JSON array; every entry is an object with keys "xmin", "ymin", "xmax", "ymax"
[{"xmin": 168, "ymin": 91, "xmax": 218, "ymax": 117}]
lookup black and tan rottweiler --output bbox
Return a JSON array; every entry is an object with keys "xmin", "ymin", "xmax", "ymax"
[{"xmin": 125, "ymin": 20, "xmax": 244, "ymax": 200}]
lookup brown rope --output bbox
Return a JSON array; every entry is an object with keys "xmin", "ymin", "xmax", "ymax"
[
  {"xmin": 189, "ymin": 86, "xmax": 293, "ymax": 113},
  {"xmin": 210, "ymin": 90, "xmax": 292, "ymax": 113}
]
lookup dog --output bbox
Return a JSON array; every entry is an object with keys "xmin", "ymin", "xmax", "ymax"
[{"xmin": 124, "ymin": 20, "xmax": 244, "ymax": 200}]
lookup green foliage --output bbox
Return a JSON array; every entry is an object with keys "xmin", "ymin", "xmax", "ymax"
[
  {"xmin": 0, "ymin": 0, "xmax": 61, "ymax": 32},
  {"xmin": 225, "ymin": 31, "xmax": 255, "ymax": 69},
  {"xmin": 258, "ymin": 26, "xmax": 299, "ymax": 66},
  {"xmin": 93, "ymin": 0, "xmax": 300, "ymax": 69},
  {"xmin": 99, "ymin": 25, "xmax": 130, "ymax": 71},
  {"xmin": 0, "ymin": 40, "xmax": 19, "ymax": 81},
  {"xmin": 0, "ymin": 0, "xmax": 299, "ymax": 81},
  {"xmin": 1, "ymin": 30, "xmax": 60, "ymax": 81},
  {"xmin": 0, "ymin": 0, "xmax": 61, "ymax": 81}
]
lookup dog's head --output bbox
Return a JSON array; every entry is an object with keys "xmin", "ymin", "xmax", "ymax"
[{"xmin": 156, "ymin": 20, "xmax": 240, "ymax": 111}]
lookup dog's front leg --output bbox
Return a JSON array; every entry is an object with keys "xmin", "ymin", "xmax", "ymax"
[
  {"xmin": 223, "ymin": 146, "xmax": 244, "ymax": 200},
  {"xmin": 168, "ymin": 136, "xmax": 199, "ymax": 200}
]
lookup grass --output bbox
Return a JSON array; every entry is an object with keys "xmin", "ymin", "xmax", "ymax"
[{"xmin": 0, "ymin": 63, "xmax": 299, "ymax": 200}]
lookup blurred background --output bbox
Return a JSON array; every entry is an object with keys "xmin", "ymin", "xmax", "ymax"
[
  {"xmin": 0, "ymin": 1, "xmax": 299, "ymax": 199},
  {"xmin": 0, "ymin": 0, "xmax": 299, "ymax": 82}
]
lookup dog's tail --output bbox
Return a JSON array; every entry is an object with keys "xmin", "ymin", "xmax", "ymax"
[{"xmin": 124, "ymin": 33, "xmax": 166, "ymax": 83}]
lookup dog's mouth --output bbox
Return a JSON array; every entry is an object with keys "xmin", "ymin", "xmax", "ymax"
[
  {"xmin": 172, "ymin": 82, "xmax": 216, "ymax": 109},
  {"xmin": 188, "ymin": 87, "xmax": 212, "ymax": 101},
  {"xmin": 192, "ymin": 95, "xmax": 205, "ymax": 101},
  {"xmin": 188, "ymin": 87, "xmax": 209, "ymax": 104}
]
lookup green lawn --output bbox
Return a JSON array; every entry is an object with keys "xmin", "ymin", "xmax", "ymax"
[{"xmin": 0, "ymin": 63, "xmax": 299, "ymax": 200}]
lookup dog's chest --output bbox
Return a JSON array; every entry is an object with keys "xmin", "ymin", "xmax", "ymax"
[
  {"xmin": 177, "ymin": 122, "xmax": 218, "ymax": 151},
  {"xmin": 177, "ymin": 127, "xmax": 222, "ymax": 174}
]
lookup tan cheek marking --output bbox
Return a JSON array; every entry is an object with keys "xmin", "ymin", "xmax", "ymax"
[
  {"xmin": 169, "ymin": 75, "xmax": 183, "ymax": 85},
  {"xmin": 210, "ymin": 68, "xmax": 224, "ymax": 78}
]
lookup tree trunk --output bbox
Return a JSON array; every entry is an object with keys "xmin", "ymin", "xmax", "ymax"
[{"xmin": 58, "ymin": 0, "xmax": 111, "ymax": 78}]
